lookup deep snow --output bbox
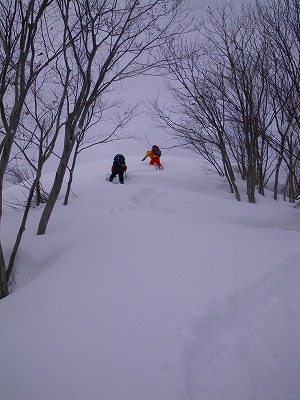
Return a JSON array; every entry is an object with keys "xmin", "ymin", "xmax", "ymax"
[{"xmin": 1, "ymin": 154, "xmax": 300, "ymax": 400}]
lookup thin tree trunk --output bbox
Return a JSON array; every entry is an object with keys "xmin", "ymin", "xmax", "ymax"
[
  {"xmin": 247, "ymin": 163, "xmax": 256, "ymax": 203},
  {"xmin": 37, "ymin": 153, "xmax": 72, "ymax": 234},
  {"xmin": 6, "ymin": 174, "xmax": 41, "ymax": 279},
  {"xmin": 221, "ymin": 146, "xmax": 241, "ymax": 201},
  {"xmin": 37, "ymin": 132, "xmax": 75, "ymax": 235},
  {"xmin": 0, "ymin": 243, "xmax": 9, "ymax": 299},
  {"xmin": 35, "ymin": 180, "xmax": 42, "ymax": 206},
  {"xmin": 246, "ymin": 132, "xmax": 257, "ymax": 203},
  {"xmin": 63, "ymin": 141, "xmax": 80, "ymax": 206},
  {"xmin": 0, "ymin": 130, "xmax": 18, "ymax": 298},
  {"xmin": 273, "ymin": 157, "xmax": 282, "ymax": 200}
]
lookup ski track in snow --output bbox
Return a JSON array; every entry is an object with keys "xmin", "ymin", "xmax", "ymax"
[{"xmin": 183, "ymin": 255, "xmax": 300, "ymax": 400}]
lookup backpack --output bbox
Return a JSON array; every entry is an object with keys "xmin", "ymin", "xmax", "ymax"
[
  {"xmin": 113, "ymin": 154, "xmax": 126, "ymax": 168},
  {"xmin": 152, "ymin": 145, "xmax": 161, "ymax": 157}
]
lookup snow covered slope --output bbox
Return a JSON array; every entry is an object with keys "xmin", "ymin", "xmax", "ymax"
[{"xmin": 1, "ymin": 156, "xmax": 300, "ymax": 400}]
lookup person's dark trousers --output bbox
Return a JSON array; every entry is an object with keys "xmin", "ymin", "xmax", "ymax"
[{"xmin": 109, "ymin": 170, "xmax": 124, "ymax": 184}]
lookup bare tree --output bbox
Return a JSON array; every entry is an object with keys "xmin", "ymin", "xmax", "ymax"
[
  {"xmin": 63, "ymin": 101, "xmax": 138, "ymax": 205},
  {"xmin": 5, "ymin": 74, "xmax": 68, "ymax": 281},
  {"xmin": 150, "ymin": 42, "xmax": 242, "ymax": 200},
  {"xmin": 256, "ymin": 0, "xmax": 300, "ymax": 201},
  {"xmin": 151, "ymin": 2, "xmax": 279, "ymax": 202},
  {"xmin": 0, "ymin": 0, "xmax": 61, "ymax": 298},
  {"xmin": 205, "ymin": 3, "xmax": 278, "ymax": 203},
  {"xmin": 37, "ymin": 0, "xmax": 190, "ymax": 235}
]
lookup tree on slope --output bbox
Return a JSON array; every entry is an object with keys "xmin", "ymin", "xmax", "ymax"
[
  {"xmin": 63, "ymin": 101, "xmax": 138, "ymax": 206},
  {"xmin": 0, "ymin": 0, "xmax": 61, "ymax": 298},
  {"xmin": 256, "ymin": 0, "xmax": 300, "ymax": 202},
  {"xmin": 152, "ymin": 1, "xmax": 297, "ymax": 203},
  {"xmin": 37, "ymin": 0, "xmax": 190, "ymax": 235},
  {"xmin": 151, "ymin": 38, "xmax": 242, "ymax": 201},
  {"xmin": 5, "ymin": 76, "xmax": 67, "ymax": 282}
]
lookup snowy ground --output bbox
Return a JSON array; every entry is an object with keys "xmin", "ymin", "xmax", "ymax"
[{"xmin": 1, "ymin": 154, "xmax": 300, "ymax": 400}]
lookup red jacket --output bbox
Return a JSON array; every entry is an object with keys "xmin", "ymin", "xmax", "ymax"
[{"xmin": 111, "ymin": 164, "xmax": 127, "ymax": 172}]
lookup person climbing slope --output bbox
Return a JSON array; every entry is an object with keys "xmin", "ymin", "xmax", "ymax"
[
  {"xmin": 141, "ymin": 145, "xmax": 162, "ymax": 169},
  {"xmin": 109, "ymin": 154, "xmax": 127, "ymax": 184}
]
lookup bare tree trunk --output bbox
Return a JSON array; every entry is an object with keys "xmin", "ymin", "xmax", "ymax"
[
  {"xmin": 223, "ymin": 153, "xmax": 241, "ymax": 201},
  {"xmin": 246, "ymin": 166, "xmax": 255, "ymax": 203},
  {"xmin": 284, "ymin": 172, "xmax": 296, "ymax": 203},
  {"xmin": 0, "ymin": 243, "xmax": 9, "ymax": 299},
  {"xmin": 273, "ymin": 157, "xmax": 282, "ymax": 200},
  {"xmin": 0, "ymin": 129, "xmax": 19, "ymax": 298},
  {"xmin": 246, "ymin": 136, "xmax": 257, "ymax": 204},
  {"xmin": 6, "ymin": 171, "xmax": 42, "ymax": 279},
  {"xmin": 0, "ymin": 0, "xmax": 63, "ymax": 298},
  {"xmin": 37, "ymin": 134, "xmax": 75, "ymax": 235},
  {"xmin": 63, "ymin": 140, "xmax": 80, "ymax": 206}
]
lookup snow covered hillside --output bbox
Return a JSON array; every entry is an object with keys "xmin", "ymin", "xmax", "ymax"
[{"xmin": 1, "ymin": 155, "xmax": 300, "ymax": 400}]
